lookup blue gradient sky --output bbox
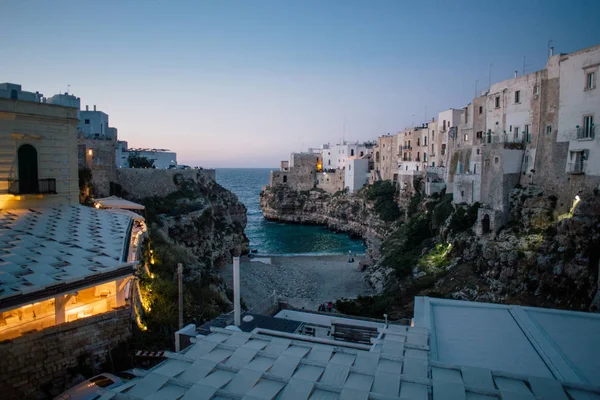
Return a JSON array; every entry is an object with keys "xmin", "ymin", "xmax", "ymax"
[{"xmin": 3, "ymin": 1, "xmax": 599, "ymax": 167}]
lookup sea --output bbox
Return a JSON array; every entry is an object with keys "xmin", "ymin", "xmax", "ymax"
[{"xmin": 216, "ymin": 168, "xmax": 366, "ymax": 255}]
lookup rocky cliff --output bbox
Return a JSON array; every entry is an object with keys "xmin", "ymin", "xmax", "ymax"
[
  {"xmin": 261, "ymin": 182, "xmax": 600, "ymax": 319},
  {"xmin": 115, "ymin": 169, "xmax": 249, "ymax": 348}
]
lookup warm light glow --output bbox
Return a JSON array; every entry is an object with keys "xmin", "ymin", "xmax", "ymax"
[
  {"xmin": 88, "ymin": 149, "xmax": 93, "ymax": 156},
  {"xmin": 575, "ymin": 195, "xmax": 581, "ymax": 202},
  {"xmin": 94, "ymin": 203, "xmax": 101, "ymax": 209},
  {"xmin": 316, "ymin": 161, "xmax": 323, "ymax": 172}
]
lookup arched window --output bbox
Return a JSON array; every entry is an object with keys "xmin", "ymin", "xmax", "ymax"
[
  {"xmin": 17, "ymin": 144, "xmax": 38, "ymax": 194},
  {"xmin": 375, "ymin": 151, "xmax": 380, "ymax": 163}
]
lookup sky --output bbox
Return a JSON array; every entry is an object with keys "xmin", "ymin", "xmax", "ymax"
[{"xmin": 2, "ymin": 1, "xmax": 600, "ymax": 168}]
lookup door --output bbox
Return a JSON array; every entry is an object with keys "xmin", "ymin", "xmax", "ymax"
[{"xmin": 18, "ymin": 144, "xmax": 38, "ymax": 194}]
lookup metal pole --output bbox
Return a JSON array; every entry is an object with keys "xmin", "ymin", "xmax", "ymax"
[
  {"xmin": 233, "ymin": 257, "xmax": 241, "ymax": 326},
  {"xmin": 178, "ymin": 263, "xmax": 183, "ymax": 329}
]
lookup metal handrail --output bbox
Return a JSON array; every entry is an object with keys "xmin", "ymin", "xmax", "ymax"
[{"xmin": 7, "ymin": 178, "xmax": 57, "ymax": 195}]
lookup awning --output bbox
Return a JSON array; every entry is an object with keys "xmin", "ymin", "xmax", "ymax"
[
  {"xmin": 94, "ymin": 196, "xmax": 145, "ymax": 210},
  {"xmin": 105, "ymin": 207, "xmax": 145, "ymax": 221}
]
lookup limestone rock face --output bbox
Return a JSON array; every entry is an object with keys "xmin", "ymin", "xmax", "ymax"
[
  {"xmin": 119, "ymin": 170, "xmax": 249, "ymax": 267},
  {"xmin": 260, "ymin": 186, "xmax": 395, "ymax": 292}
]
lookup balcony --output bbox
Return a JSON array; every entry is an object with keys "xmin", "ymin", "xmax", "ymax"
[
  {"xmin": 577, "ymin": 125, "xmax": 595, "ymax": 140},
  {"xmin": 8, "ymin": 178, "xmax": 57, "ymax": 195},
  {"xmin": 400, "ymin": 145, "xmax": 413, "ymax": 151},
  {"xmin": 567, "ymin": 162, "xmax": 585, "ymax": 175}
]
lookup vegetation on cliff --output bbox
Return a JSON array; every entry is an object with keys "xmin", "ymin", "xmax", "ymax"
[
  {"xmin": 121, "ymin": 172, "xmax": 249, "ymax": 349},
  {"xmin": 340, "ymin": 183, "xmax": 598, "ymax": 320}
]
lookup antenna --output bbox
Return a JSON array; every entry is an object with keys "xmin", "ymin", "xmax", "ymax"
[
  {"xmin": 475, "ymin": 80, "xmax": 478, "ymax": 98},
  {"xmin": 522, "ymin": 56, "xmax": 532, "ymax": 75}
]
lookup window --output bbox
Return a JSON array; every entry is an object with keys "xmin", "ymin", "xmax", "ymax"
[
  {"xmin": 479, "ymin": 106, "xmax": 483, "ymax": 114},
  {"xmin": 85, "ymin": 119, "xmax": 90, "ymax": 124},
  {"xmin": 328, "ymin": 160, "xmax": 331, "ymax": 165},
  {"xmin": 350, "ymin": 149, "xmax": 354, "ymax": 156},
  {"xmin": 474, "ymin": 164, "xmax": 477, "ymax": 174},
  {"xmin": 443, "ymin": 120, "xmax": 446, "ymax": 130},
  {"xmin": 360, "ymin": 151, "xmax": 364, "ymax": 157},
  {"xmin": 283, "ymin": 175, "xmax": 287, "ymax": 183},
  {"xmin": 494, "ymin": 157, "xmax": 499, "ymax": 164},
  {"xmin": 464, "ymin": 107, "xmax": 469, "ymax": 123},
  {"xmin": 432, "ymin": 162, "xmax": 435, "ymax": 167},
  {"xmin": 441, "ymin": 144, "xmax": 446, "ymax": 155},
  {"xmin": 349, "ymin": 165, "xmax": 351, "ymax": 171},
  {"xmin": 432, "ymin": 130, "xmax": 435, "ymax": 139},
  {"xmin": 514, "ymin": 127, "xmax": 519, "ymax": 139},
  {"xmin": 581, "ymin": 115, "xmax": 594, "ymax": 138},
  {"xmin": 495, "ymin": 96, "xmax": 500, "ymax": 108},
  {"xmin": 417, "ymin": 138, "xmax": 420, "ymax": 146},
  {"xmin": 461, "ymin": 191, "xmax": 464, "ymax": 197},
  {"xmin": 476, "ymin": 148, "xmax": 480, "ymax": 155},
  {"xmin": 476, "ymin": 131, "xmax": 483, "ymax": 139},
  {"xmin": 515, "ymin": 90, "xmax": 520, "ymax": 103},
  {"xmin": 424, "ymin": 137, "xmax": 427, "ymax": 146},
  {"xmin": 416, "ymin": 165, "xmax": 419, "ymax": 171},
  {"xmin": 534, "ymin": 86, "xmax": 539, "ymax": 95},
  {"xmin": 509, "ymin": 125, "xmax": 512, "ymax": 132},
  {"xmin": 524, "ymin": 125, "xmax": 530, "ymax": 142},
  {"xmin": 586, "ymin": 72, "xmax": 596, "ymax": 90},
  {"xmin": 431, "ymin": 144, "xmax": 434, "ymax": 153},
  {"xmin": 464, "ymin": 134, "xmax": 468, "ymax": 141},
  {"xmin": 424, "ymin": 153, "xmax": 427, "ymax": 162},
  {"xmin": 547, "ymin": 125, "xmax": 552, "ymax": 134}
]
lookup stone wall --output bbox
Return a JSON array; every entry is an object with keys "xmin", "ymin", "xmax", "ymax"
[
  {"xmin": 78, "ymin": 136, "xmax": 117, "ymax": 197},
  {"xmin": 0, "ymin": 307, "xmax": 132, "ymax": 400},
  {"xmin": 116, "ymin": 168, "xmax": 216, "ymax": 200},
  {"xmin": 316, "ymin": 170, "xmax": 344, "ymax": 193}
]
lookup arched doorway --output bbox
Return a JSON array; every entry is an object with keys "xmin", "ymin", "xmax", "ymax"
[
  {"xmin": 18, "ymin": 144, "xmax": 38, "ymax": 194},
  {"xmin": 482, "ymin": 214, "xmax": 491, "ymax": 234}
]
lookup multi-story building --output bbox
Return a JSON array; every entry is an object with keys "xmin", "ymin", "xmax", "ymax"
[
  {"xmin": 321, "ymin": 141, "xmax": 370, "ymax": 170},
  {"xmin": 0, "ymin": 84, "xmax": 141, "ymax": 398},
  {"xmin": 556, "ymin": 44, "xmax": 600, "ymax": 202},
  {"xmin": 77, "ymin": 104, "xmax": 117, "ymax": 140},
  {"xmin": 372, "ymin": 134, "xmax": 398, "ymax": 182}
]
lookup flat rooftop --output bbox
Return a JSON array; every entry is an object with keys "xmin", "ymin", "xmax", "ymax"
[
  {"xmin": 0, "ymin": 206, "xmax": 133, "ymax": 308},
  {"xmin": 103, "ymin": 299, "xmax": 600, "ymax": 399}
]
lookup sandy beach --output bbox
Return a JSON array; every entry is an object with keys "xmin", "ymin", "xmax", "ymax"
[{"xmin": 221, "ymin": 254, "xmax": 374, "ymax": 311}]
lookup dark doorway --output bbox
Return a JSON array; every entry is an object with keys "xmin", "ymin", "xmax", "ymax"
[
  {"xmin": 18, "ymin": 144, "xmax": 38, "ymax": 194},
  {"xmin": 482, "ymin": 214, "xmax": 491, "ymax": 234},
  {"xmin": 283, "ymin": 175, "xmax": 287, "ymax": 183}
]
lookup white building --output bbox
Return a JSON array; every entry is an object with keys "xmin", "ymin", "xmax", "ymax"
[
  {"xmin": 344, "ymin": 157, "xmax": 370, "ymax": 192},
  {"xmin": 47, "ymin": 92, "xmax": 81, "ymax": 109},
  {"xmin": 116, "ymin": 140, "xmax": 177, "ymax": 169},
  {"xmin": 322, "ymin": 142, "xmax": 370, "ymax": 170},
  {"xmin": 0, "ymin": 83, "xmax": 44, "ymax": 103},
  {"xmin": 77, "ymin": 105, "xmax": 117, "ymax": 140},
  {"xmin": 558, "ymin": 45, "xmax": 600, "ymax": 176}
]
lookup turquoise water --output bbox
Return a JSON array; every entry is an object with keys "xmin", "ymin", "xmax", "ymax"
[{"xmin": 216, "ymin": 168, "xmax": 366, "ymax": 255}]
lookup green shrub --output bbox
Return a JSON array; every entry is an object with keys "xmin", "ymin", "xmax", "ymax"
[{"xmin": 366, "ymin": 181, "xmax": 401, "ymax": 222}]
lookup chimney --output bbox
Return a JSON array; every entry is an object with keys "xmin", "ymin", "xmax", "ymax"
[
  {"xmin": 93, "ymin": 105, "xmax": 96, "ymax": 111},
  {"xmin": 85, "ymin": 105, "xmax": 89, "ymax": 111},
  {"xmin": 550, "ymin": 47, "xmax": 554, "ymax": 57},
  {"xmin": 233, "ymin": 256, "xmax": 241, "ymax": 326},
  {"xmin": 514, "ymin": 71, "xmax": 518, "ymax": 78}
]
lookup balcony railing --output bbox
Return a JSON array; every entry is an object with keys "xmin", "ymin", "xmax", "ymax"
[
  {"xmin": 567, "ymin": 162, "xmax": 585, "ymax": 175},
  {"xmin": 399, "ymin": 145, "xmax": 413, "ymax": 151},
  {"xmin": 8, "ymin": 178, "xmax": 57, "ymax": 195},
  {"xmin": 577, "ymin": 126, "xmax": 595, "ymax": 140}
]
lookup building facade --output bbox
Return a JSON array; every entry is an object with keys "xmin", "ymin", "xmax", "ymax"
[{"xmin": 116, "ymin": 140, "xmax": 177, "ymax": 169}]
